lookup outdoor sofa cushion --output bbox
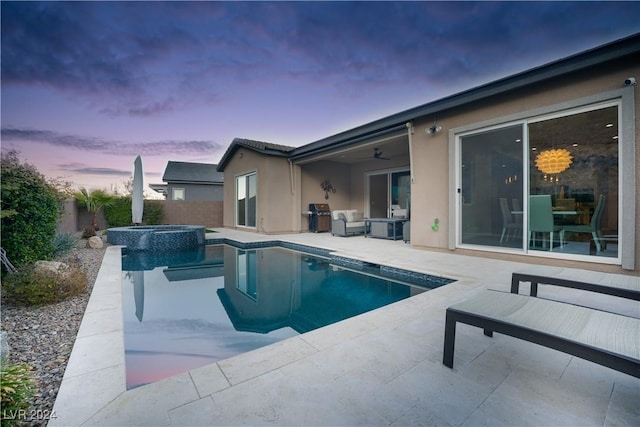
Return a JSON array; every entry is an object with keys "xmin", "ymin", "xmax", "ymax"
[{"xmin": 331, "ymin": 209, "xmax": 365, "ymax": 236}]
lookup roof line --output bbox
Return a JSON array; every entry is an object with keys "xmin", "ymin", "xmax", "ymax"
[{"xmin": 291, "ymin": 32, "xmax": 640, "ymax": 157}]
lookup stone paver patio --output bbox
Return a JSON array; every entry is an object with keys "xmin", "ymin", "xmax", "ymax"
[{"xmin": 50, "ymin": 228, "xmax": 639, "ymax": 426}]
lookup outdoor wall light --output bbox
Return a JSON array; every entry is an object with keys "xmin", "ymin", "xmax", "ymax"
[
  {"xmin": 426, "ymin": 116, "xmax": 442, "ymax": 135},
  {"xmin": 426, "ymin": 125, "xmax": 442, "ymax": 135}
]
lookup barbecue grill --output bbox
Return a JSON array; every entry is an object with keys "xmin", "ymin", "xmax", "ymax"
[{"xmin": 308, "ymin": 203, "xmax": 331, "ymax": 232}]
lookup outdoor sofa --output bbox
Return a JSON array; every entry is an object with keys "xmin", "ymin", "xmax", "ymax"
[
  {"xmin": 443, "ymin": 273, "xmax": 640, "ymax": 378},
  {"xmin": 331, "ymin": 209, "xmax": 366, "ymax": 236}
]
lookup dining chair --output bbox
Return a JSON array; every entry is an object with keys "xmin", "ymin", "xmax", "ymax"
[
  {"xmin": 563, "ymin": 194, "xmax": 606, "ymax": 252},
  {"xmin": 511, "ymin": 198, "xmax": 521, "ymax": 212},
  {"xmin": 529, "ymin": 195, "xmax": 564, "ymax": 251},
  {"xmin": 500, "ymin": 198, "xmax": 522, "ymax": 244}
]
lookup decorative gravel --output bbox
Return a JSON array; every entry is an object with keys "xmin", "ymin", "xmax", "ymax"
[{"xmin": 1, "ymin": 243, "xmax": 107, "ymax": 426}]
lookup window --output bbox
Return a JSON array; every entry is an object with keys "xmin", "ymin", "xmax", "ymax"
[
  {"xmin": 172, "ymin": 188, "xmax": 185, "ymax": 201},
  {"xmin": 236, "ymin": 173, "xmax": 256, "ymax": 227},
  {"xmin": 456, "ymin": 101, "xmax": 622, "ymax": 264}
]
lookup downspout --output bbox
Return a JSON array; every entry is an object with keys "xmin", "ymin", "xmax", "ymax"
[
  {"xmin": 406, "ymin": 122, "xmax": 415, "ymax": 184},
  {"xmin": 288, "ymin": 159, "xmax": 295, "ymax": 194}
]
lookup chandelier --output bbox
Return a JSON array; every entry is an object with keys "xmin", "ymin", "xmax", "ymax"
[{"xmin": 535, "ymin": 148, "xmax": 573, "ymax": 175}]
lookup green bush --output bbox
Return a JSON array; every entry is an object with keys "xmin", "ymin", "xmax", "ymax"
[
  {"xmin": 103, "ymin": 196, "xmax": 132, "ymax": 227},
  {"xmin": 2, "ymin": 262, "xmax": 87, "ymax": 306},
  {"xmin": 103, "ymin": 197, "xmax": 164, "ymax": 227},
  {"xmin": 1, "ymin": 357, "xmax": 35, "ymax": 427},
  {"xmin": 143, "ymin": 200, "xmax": 164, "ymax": 225},
  {"xmin": 52, "ymin": 232, "xmax": 80, "ymax": 257},
  {"xmin": 1, "ymin": 151, "xmax": 62, "ymax": 267}
]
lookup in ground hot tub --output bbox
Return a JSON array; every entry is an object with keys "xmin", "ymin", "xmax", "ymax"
[{"xmin": 107, "ymin": 225, "xmax": 206, "ymax": 252}]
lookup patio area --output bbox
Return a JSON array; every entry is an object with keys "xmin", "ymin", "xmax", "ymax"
[{"xmin": 50, "ymin": 228, "xmax": 639, "ymax": 426}]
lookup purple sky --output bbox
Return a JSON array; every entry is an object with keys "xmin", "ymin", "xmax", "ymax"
[{"xmin": 2, "ymin": 1, "xmax": 639, "ymax": 196}]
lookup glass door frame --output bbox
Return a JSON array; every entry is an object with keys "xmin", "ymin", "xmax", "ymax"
[
  {"xmin": 454, "ymin": 121, "xmax": 528, "ymax": 254},
  {"xmin": 365, "ymin": 167, "xmax": 410, "ymax": 219},
  {"xmin": 452, "ymin": 99, "xmax": 624, "ymax": 265},
  {"xmin": 235, "ymin": 171, "xmax": 257, "ymax": 229}
]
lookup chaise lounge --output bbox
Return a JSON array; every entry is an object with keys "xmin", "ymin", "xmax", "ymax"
[{"xmin": 443, "ymin": 273, "xmax": 640, "ymax": 378}]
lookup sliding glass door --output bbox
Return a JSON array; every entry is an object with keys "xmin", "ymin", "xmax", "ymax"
[
  {"xmin": 457, "ymin": 102, "xmax": 620, "ymax": 261},
  {"xmin": 459, "ymin": 125, "xmax": 524, "ymax": 248},
  {"xmin": 367, "ymin": 170, "xmax": 410, "ymax": 218},
  {"xmin": 236, "ymin": 173, "xmax": 256, "ymax": 228},
  {"xmin": 528, "ymin": 105, "xmax": 618, "ymax": 257}
]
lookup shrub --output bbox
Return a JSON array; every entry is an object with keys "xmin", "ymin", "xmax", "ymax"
[
  {"xmin": 52, "ymin": 232, "xmax": 80, "ymax": 257},
  {"xmin": 143, "ymin": 200, "xmax": 164, "ymax": 225},
  {"xmin": 103, "ymin": 196, "xmax": 132, "ymax": 227},
  {"xmin": 103, "ymin": 197, "xmax": 164, "ymax": 227},
  {"xmin": 2, "ymin": 262, "xmax": 87, "ymax": 306},
  {"xmin": 1, "ymin": 151, "xmax": 62, "ymax": 267},
  {"xmin": 1, "ymin": 357, "xmax": 35, "ymax": 426}
]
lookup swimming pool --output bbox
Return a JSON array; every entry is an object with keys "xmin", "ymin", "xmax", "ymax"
[{"xmin": 121, "ymin": 243, "xmax": 453, "ymax": 389}]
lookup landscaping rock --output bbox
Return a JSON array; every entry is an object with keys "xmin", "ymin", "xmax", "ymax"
[
  {"xmin": 87, "ymin": 235, "xmax": 104, "ymax": 249},
  {"xmin": 1, "ymin": 245, "xmax": 107, "ymax": 425},
  {"xmin": 0, "ymin": 330, "xmax": 8, "ymax": 359},
  {"xmin": 34, "ymin": 260, "xmax": 68, "ymax": 274}
]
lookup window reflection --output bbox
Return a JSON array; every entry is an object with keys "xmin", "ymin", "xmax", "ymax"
[{"xmin": 528, "ymin": 105, "xmax": 618, "ymax": 257}]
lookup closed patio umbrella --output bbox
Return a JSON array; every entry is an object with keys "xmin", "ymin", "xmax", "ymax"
[
  {"xmin": 133, "ymin": 270, "xmax": 145, "ymax": 322},
  {"xmin": 132, "ymin": 155, "xmax": 144, "ymax": 225}
]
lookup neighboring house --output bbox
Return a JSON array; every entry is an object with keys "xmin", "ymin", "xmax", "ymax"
[
  {"xmin": 158, "ymin": 161, "xmax": 225, "ymax": 228},
  {"xmin": 217, "ymin": 34, "xmax": 639, "ymax": 274},
  {"xmin": 161, "ymin": 161, "xmax": 224, "ymax": 201},
  {"xmin": 148, "ymin": 183, "xmax": 167, "ymax": 198}
]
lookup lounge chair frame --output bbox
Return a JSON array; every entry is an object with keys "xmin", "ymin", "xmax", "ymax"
[{"xmin": 443, "ymin": 273, "xmax": 640, "ymax": 378}]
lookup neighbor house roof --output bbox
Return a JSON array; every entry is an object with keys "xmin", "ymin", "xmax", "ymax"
[
  {"xmin": 216, "ymin": 138, "xmax": 296, "ymax": 171},
  {"xmin": 163, "ymin": 161, "xmax": 224, "ymax": 184},
  {"xmin": 217, "ymin": 33, "xmax": 640, "ymax": 170}
]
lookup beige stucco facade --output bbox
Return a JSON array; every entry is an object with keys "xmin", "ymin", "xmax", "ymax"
[
  {"xmin": 220, "ymin": 43, "xmax": 639, "ymax": 274},
  {"xmin": 222, "ymin": 147, "xmax": 302, "ymax": 234}
]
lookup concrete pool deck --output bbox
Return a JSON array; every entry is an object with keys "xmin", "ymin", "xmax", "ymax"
[{"xmin": 50, "ymin": 229, "xmax": 639, "ymax": 426}]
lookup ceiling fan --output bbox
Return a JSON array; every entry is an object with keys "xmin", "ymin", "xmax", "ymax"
[{"xmin": 372, "ymin": 147, "xmax": 390, "ymax": 160}]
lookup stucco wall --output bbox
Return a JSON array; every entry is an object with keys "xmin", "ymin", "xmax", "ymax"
[
  {"xmin": 408, "ymin": 58, "xmax": 639, "ymax": 271},
  {"xmin": 222, "ymin": 148, "xmax": 301, "ymax": 234},
  {"xmin": 300, "ymin": 161, "xmax": 350, "ymax": 232},
  {"xmin": 57, "ymin": 198, "xmax": 79, "ymax": 234}
]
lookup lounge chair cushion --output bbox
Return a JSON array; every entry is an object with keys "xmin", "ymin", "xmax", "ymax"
[{"xmin": 449, "ymin": 290, "xmax": 640, "ymax": 360}]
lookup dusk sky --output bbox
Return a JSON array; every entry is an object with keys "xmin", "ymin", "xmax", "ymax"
[{"xmin": 2, "ymin": 1, "xmax": 639, "ymax": 196}]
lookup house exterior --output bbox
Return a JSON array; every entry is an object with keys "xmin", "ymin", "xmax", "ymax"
[
  {"xmin": 217, "ymin": 34, "xmax": 639, "ymax": 274},
  {"xmin": 159, "ymin": 161, "xmax": 225, "ymax": 228},
  {"xmin": 161, "ymin": 161, "xmax": 224, "ymax": 201}
]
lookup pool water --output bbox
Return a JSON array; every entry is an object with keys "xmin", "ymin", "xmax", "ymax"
[{"xmin": 121, "ymin": 244, "xmax": 439, "ymax": 389}]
